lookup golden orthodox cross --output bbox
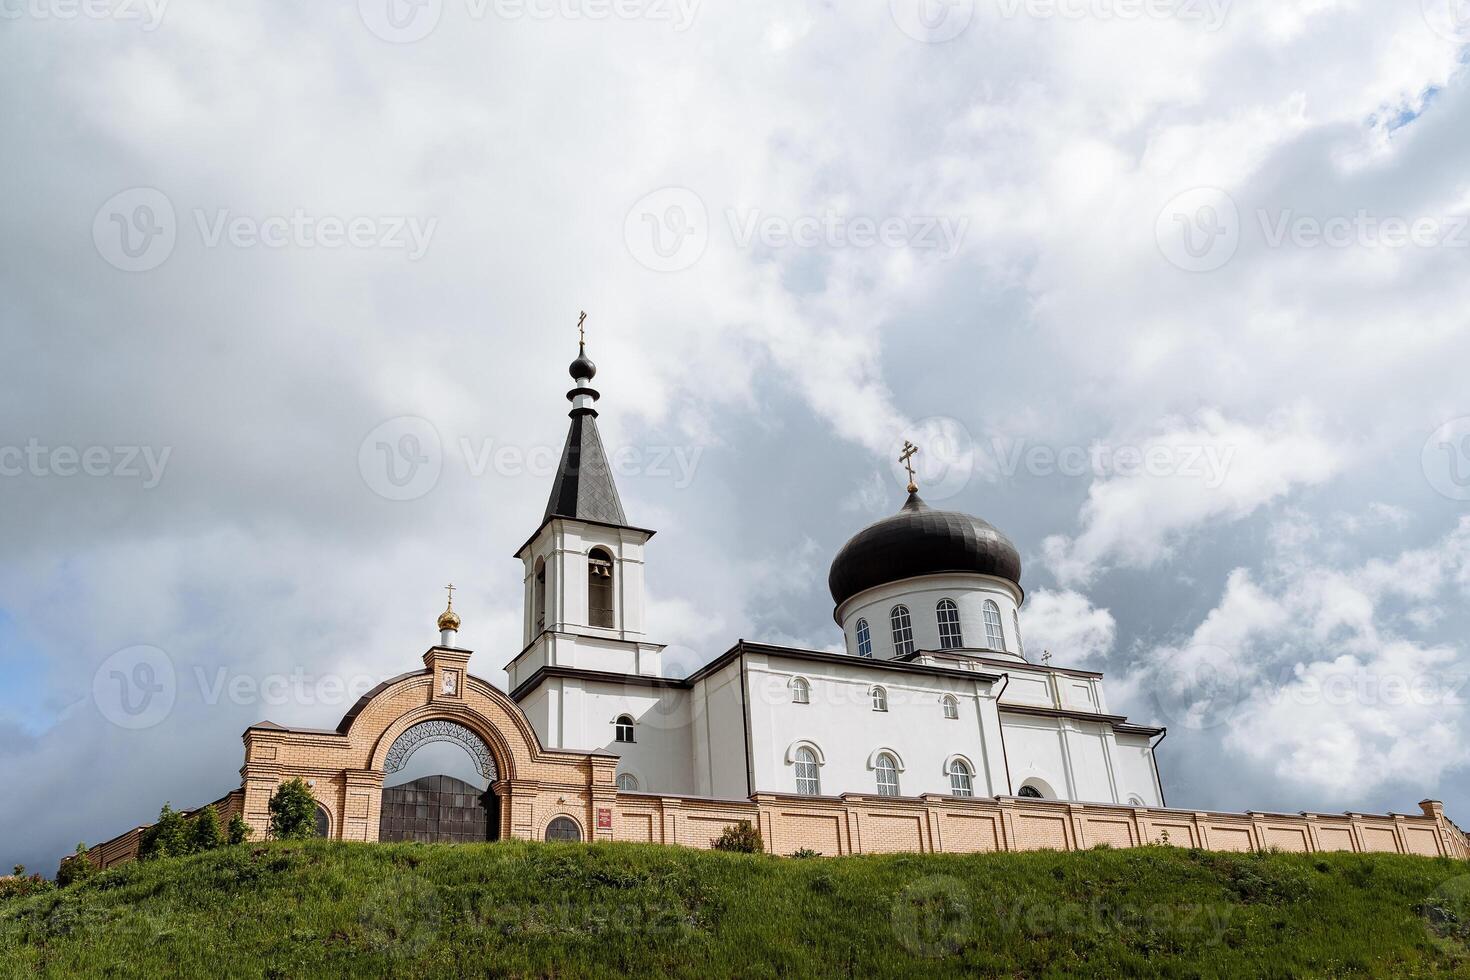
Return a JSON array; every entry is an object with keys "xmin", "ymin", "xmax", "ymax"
[
  {"xmin": 577, "ymin": 311, "xmax": 587, "ymax": 348},
  {"xmin": 899, "ymin": 441, "xmax": 920, "ymax": 493},
  {"xmin": 444, "ymin": 582, "xmax": 456, "ymax": 608}
]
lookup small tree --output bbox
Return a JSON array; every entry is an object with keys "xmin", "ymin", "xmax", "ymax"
[
  {"xmin": 228, "ymin": 813, "xmax": 252, "ymax": 845},
  {"xmin": 139, "ymin": 803, "xmax": 193, "ymax": 860},
  {"xmin": 268, "ymin": 778, "xmax": 317, "ymax": 840},
  {"xmin": 712, "ymin": 821, "xmax": 764, "ymax": 854},
  {"xmin": 56, "ymin": 843, "xmax": 98, "ymax": 887},
  {"xmin": 192, "ymin": 805, "xmax": 224, "ymax": 852}
]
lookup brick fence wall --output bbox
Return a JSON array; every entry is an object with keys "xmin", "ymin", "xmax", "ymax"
[
  {"xmin": 613, "ymin": 793, "xmax": 1470, "ymax": 860},
  {"xmin": 88, "ymin": 786, "xmax": 1466, "ymax": 869},
  {"xmin": 80, "ymin": 662, "xmax": 1470, "ymax": 868}
]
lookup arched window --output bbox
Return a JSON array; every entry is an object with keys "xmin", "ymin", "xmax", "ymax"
[
  {"xmin": 890, "ymin": 605, "xmax": 914, "ymax": 657},
  {"xmin": 936, "ymin": 599, "xmax": 963, "ymax": 649},
  {"xmin": 855, "ymin": 618, "xmax": 873, "ymax": 658},
  {"xmin": 874, "ymin": 752, "xmax": 900, "ymax": 797},
  {"xmin": 588, "ymin": 547, "xmax": 615, "ymax": 628},
  {"xmin": 1013, "ymin": 609, "xmax": 1025, "ymax": 659},
  {"xmin": 617, "ymin": 772, "xmax": 639, "ymax": 792},
  {"xmin": 982, "ymin": 600, "xmax": 1006, "ymax": 651},
  {"xmin": 790, "ymin": 677, "xmax": 811, "ymax": 705},
  {"xmin": 949, "ymin": 758, "xmax": 974, "ymax": 797},
  {"xmin": 546, "ymin": 816, "xmax": 582, "ymax": 841},
  {"xmin": 1017, "ymin": 784, "xmax": 1044, "ymax": 799},
  {"xmin": 614, "ymin": 714, "xmax": 635, "ymax": 743},
  {"xmin": 314, "ymin": 803, "xmax": 330, "ymax": 839},
  {"xmin": 794, "ymin": 747, "xmax": 821, "ymax": 795},
  {"xmin": 942, "ymin": 695, "xmax": 959, "ymax": 720},
  {"xmin": 1127, "ymin": 794, "xmax": 1146, "ymax": 807},
  {"xmin": 534, "ymin": 557, "xmax": 547, "ymax": 633},
  {"xmin": 870, "ymin": 686, "xmax": 888, "ymax": 712}
]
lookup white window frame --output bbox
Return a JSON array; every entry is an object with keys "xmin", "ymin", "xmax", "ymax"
[
  {"xmin": 614, "ymin": 714, "xmax": 635, "ymax": 743},
  {"xmin": 870, "ymin": 686, "xmax": 888, "ymax": 712},
  {"xmin": 616, "ymin": 772, "xmax": 639, "ymax": 792},
  {"xmin": 890, "ymin": 605, "xmax": 914, "ymax": 658},
  {"xmin": 949, "ymin": 758, "xmax": 975, "ymax": 797},
  {"xmin": 942, "ymin": 695, "xmax": 959, "ymax": 720},
  {"xmin": 1013, "ymin": 608, "xmax": 1025, "ymax": 659},
  {"xmin": 982, "ymin": 599, "xmax": 1006, "ymax": 651},
  {"xmin": 936, "ymin": 598, "xmax": 963, "ymax": 649},
  {"xmin": 794, "ymin": 747, "xmax": 821, "ymax": 796},
  {"xmin": 874, "ymin": 752, "xmax": 901, "ymax": 797},
  {"xmin": 790, "ymin": 676, "xmax": 811, "ymax": 705},
  {"xmin": 855, "ymin": 618, "xmax": 873, "ymax": 658}
]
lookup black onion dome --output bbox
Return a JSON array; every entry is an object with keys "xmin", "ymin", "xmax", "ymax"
[
  {"xmin": 569, "ymin": 348, "xmax": 597, "ymax": 381},
  {"xmin": 828, "ymin": 493, "xmax": 1022, "ymax": 607}
]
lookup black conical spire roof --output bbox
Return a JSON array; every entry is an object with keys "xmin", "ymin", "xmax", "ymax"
[
  {"xmin": 541, "ymin": 336, "xmax": 627, "ymax": 525},
  {"xmin": 543, "ymin": 412, "xmax": 627, "ymax": 524}
]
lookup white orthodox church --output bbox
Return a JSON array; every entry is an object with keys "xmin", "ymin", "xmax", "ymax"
[
  {"xmin": 87, "ymin": 336, "xmax": 1467, "ymax": 864},
  {"xmin": 503, "ymin": 341, "xmax": 1168, "ymax": 809}
]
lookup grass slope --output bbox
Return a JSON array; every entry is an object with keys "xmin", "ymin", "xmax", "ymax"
[{"xmin": 3, "ymin": 840, "xmax": 1469, "ymax": 978}]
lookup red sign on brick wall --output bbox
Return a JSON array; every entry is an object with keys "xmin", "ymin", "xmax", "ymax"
[{"xmin": 597, "ymin": 807, "xmax": 612, "ymax": 830}]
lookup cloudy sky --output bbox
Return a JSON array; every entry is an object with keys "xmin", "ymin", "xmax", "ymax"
[{"xmin": 3, "ymin": 0, "xmax": 1470, "ymax": 873}]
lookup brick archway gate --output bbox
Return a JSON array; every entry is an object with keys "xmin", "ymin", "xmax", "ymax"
[
  {"xmin": 235, "ymin": 646, "xmax": 620, "ymax": 844},
  {"xmin": 378, "ymin": 719, "xmax": 502, "ymax": 843}
]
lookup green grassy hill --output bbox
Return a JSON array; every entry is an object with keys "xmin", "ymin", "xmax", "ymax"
[{"xmin": 3, "ymin": 840, "xmax": 1469, "ymax": 978}]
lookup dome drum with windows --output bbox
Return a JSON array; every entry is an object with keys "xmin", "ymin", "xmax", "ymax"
[{"xmin": 828, "ymin": 482, "xmax": 1026, "ymax": 662}]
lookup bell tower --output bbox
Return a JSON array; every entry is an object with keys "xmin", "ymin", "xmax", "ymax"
[{"xmin": 507, "ymin": 317, "xmax": 666, "ymax": 700}]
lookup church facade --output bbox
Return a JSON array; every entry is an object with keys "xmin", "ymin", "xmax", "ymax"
[{"xmin": 86, "ymin": 342, "xmax": 1469, "ymax": 866}]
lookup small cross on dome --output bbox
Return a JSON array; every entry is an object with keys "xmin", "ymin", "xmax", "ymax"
[{"xmin": 899, "ymin": 440, "xmax": 920, "ymax": 494}]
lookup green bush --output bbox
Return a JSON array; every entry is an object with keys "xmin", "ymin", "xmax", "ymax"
[
  {"xmin": 0, "ymin": 867, "xmax": 53, "ymax": 902},
  {"xmin": 56, "ymin": 844, "xmax": 98, "ymax": 888},
  {"xmin": 192, "ymin": 805, "xmax": 224, "ymax": 852},
  {"xmin": 268, "ymin": 778, "xmax": 318, "ymax": 841},
  {"xmin": 139, "ymin": 804, "xmax": 193, "ymax": 861},
  {"xmin": 711, "ymin": 821, "xmax": 763, "ymax": 854},
  {"xmin": 790, "ymin": 848, "xmax": 820, "ymax": 859},
  {"xmin": 228, "ymin": 813, "xmax": 252, "ymax": 845}
]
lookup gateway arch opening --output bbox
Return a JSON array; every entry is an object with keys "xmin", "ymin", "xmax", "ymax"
[{"xmin": 379, "ymin": 720, "xmax": 501, "ymax": 843}]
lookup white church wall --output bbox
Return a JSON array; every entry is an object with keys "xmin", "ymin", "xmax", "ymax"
[
  {"xmin": 1112, "ymin": 733, "xmax": 1164, "ymax": 806},
  {"xmin": 1000, "ymin": 714, "xmax": 1073, "ymax": 799},
  {"xmin": 690, "ymin": 660, "xmax": 750, "ymax": 799},
  {"xmin": 518, "ymin": 684, "xmax": 553, "ymax": 748},
  {"xmin": 1001, "ymin": 670, "xmax": 1054, "ymax": 707},
  {"xmin": 835, "ymin": 574, "xmax": 1025, "ymax": 661},
  {"xmin": 743, "ymin": 652, "xmax": 1003, "ymax": 799},
  {"xmin": 1062, "ymin": 721, "xmax": 1118, "ymax": 803},
  {"xmin": 550, "ymin": 679, "xmax": 695, "ymax": 793}
]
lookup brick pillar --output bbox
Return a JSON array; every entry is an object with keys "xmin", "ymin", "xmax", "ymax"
[
  {"xmin": 342, "ymin": 769, "xmax": 384, "ymax": 842},
  {"xmin": 240, "ymin": 762, "xmax": 283, "ymax": 840}
]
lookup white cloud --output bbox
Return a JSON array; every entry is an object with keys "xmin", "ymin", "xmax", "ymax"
[
  {"xmin": 1119, "ymin": 516, "xmax": 1470, "ymax": 799},
  {"xmin": 1042, "ymin": 409, "xmax": 1342, "ymax": 585},
  {"xmin": 1019, "ymin": 589, "xmax": 1116, "ymax": 664}
]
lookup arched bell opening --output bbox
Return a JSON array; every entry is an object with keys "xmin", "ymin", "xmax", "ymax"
[{"xmin": 379, "ymin": 719, "xmax": 504, "ymax": 843}]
